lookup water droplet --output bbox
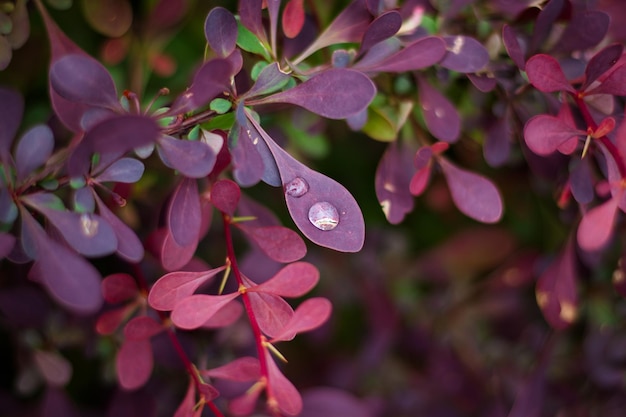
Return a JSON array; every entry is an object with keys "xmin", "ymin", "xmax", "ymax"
[
  {"xmin": 435, "ymin": 108, "xmax": 444, "ymax": 118},
  {"xmin": 308, "ymin": 202, "xmax": 339, "ymax": 231},
  {"xmin": 285, "ymin": 177, "xmax": 309, "ymax": 198},
  {"xmin": 80, "ymin": 213, "xmax": 99, "ymax": 237}
]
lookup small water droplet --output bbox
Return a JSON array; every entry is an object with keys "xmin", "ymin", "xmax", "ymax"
[
  {"xmin": 308, "ymin": 202, "xmax": 339, "ymax": 231},
  {"xmin": 285, "ymin": 177, "xmax": 309, "ymax": 198},
  {"xmin": 80, "ymin": 213, "xmax": 99, "ymax": 237}
]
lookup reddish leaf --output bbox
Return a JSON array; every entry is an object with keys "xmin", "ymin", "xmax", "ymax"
[
  {"xmin": 536, "ymin": 240, "xmax": 579, "ymax": 330},
  {"xmin": 440, "ymin": 35, "xmax": 489, "ymax": 73},
  {"xmin": 123, "ymin": 316, "xmax": 164, "ymax": 340},
  {"xmin": 254, "ymin": 68, "xmax": 375, "ymax": 120},
  {"xmin": 418, "ymin": 77, "xmax": 460, "ymax": 143},
  {"xmin": 148, "ymin": 266, "xmax": 226, "ymax": 311},
  {"xmin": 210, "ymin": 178, "xmax": 241, "ymax": 216},
  {"xmin": 0, "ymin": 232, "xmax": 15, "ymax": 259},
  {"xmin": 282, "ymin": 0, "xmax": 305, "ymax": 39},
  {"xmin": 582, "ymin": 43, "xmax": 623, "ymax": 91},
  {"xmin": 359, "ymin": 36, "xmax": 447, "ymax": 73},
  {"xmin": 237, "ymin": 224, "xmax": 307, "ymax": 263},
  {"xmin": 168, "ymin": 177, "xmax": 201, "ymax": 248},
  {"xmin": 0, "ymin": 87, "xmax": 23, "ymax": 161},
  {"xmin": 586, "ymin": 64, "xmax": 626, "ymax": 96},
  {"xmin": 502, "ymin": 24, "xmax": 526, "ymax": 70},
  {"xmin": 375, "ymin": 141, "xmax": 414, "ymax": 224},
  {"xmin": 271, "ymin": 297, "xmax": 332, "ymax": 341},
  {"xmin": 173, "ymin": 378, "xmax": 198, "ymax": 417},
  {"xmin": 265, "ymin": 350, "xmax": 303, "ymax": 416},
  {"xmin": 202, "ymin": 301, "xmax": 243, "ymax": 328},
  {"xmin": 205, "ymin": 7, "xmax": 238, "ymax": 57},
  {"xmin": 116, "ymin": 339, "xmax": 153, "ymax": 390},
  {"xmin": 525, "ymin": 54, "xmax": 575, "ymax": 93},
  {"xmin": 160, "ymin": 228, "xmax": 198, "ymax": 271},
  {"xmin": 577, "ymin": 197, "xmax": 619, "ymax": 252},
  {"xmin": 249, "ymin": 262, "xmax": 319, "ymax": 298},
  {"xmin": 439, "ymin": 159, "xmax": 503, "ymax": 224},
  {"xmin": 229, "ymin": 384, "xmax": 263, "ymax": 416},
  {"xmin": 96, "ymin": 305, "xmax": 134, "ymax": 335},
  {"xmin": 523, "ymin": 114, "xmax": 584, "ymax": 156},
  {"xmin": 358, "ymin": 11, "xmax": 402, "ymax": 56},
  {"xmin": 33, "ymin": 350, "xmax": 72, "ymax": 387},
  {"xmin": 409, "ymin": 165, "xmax": 431, "ymax": 196},
  {"xmin": 203, "ymin": 357, "xmax": 261, "ymax": 382},
  {"xmin": 593, "ymin": 117, "xmax": 616, "ymax": 138},
  {"xmin": 170, "ymin": 293, "xmax": 239, "ymax": 330},
  {"xmin": 248, "ymin": 291, "xmax": 294, "ymax": 338},
  {"xmin": 102, "ymin": 273, "xmax": 138, "ymax": 304},
  {"xmin": 569, "ymin": 158, "xmax": 594, "ymax": 205}
]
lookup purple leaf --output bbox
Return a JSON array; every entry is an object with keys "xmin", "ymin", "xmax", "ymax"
[
  {"xmin": 95, "ymin": 157, "xmax": 144, "ymax": 183},
  {"xmin": 439, "ymin": 158, "xmax": 503, "ymax": 223},
  {"xmin": 265, "ymin": 350, "xmax": 303, "ymax": 416},
  {"xmin": 253, "ymin": 68, "xmax": 375, "ymax": 120},
  {"xmin": 205, "ymin": 7, "xmax": 238, "ymax": 58},
  {"xmin": 159, "ymin": 228, "xmax": 198, "ymax": 271},
  {"xmin": 0, "ymin": 232, "xmax": 16, "ymax": 259},
  {"xmin": 93, "ymin": 192, "xmax": 144, "ymax": 263},
  {"xmin": 102, "ymin": 273, "xmax": 138, "ymax": 304},
  {"xmin": 418, "ymin": 77, "xmax": 460, "ymax": 143},
  {"xmin": 170, "ymin": 293, "xmax": 239, "ymax": 330},
  {"xmin": 203, "ymin": 357, "xmax": 261, "ymax": 382},
  {"xmin": 502, "ymin": 24, "xmax": 526, "ymax": 70},
  {"xmin": 247, "ymin": 112, "xmax": 365, "ymax": 252},
  {"xmin": 484, "ymin": 115, "xmax": 512, "ymax": 167},
  {"xmin": 529, "ymin": 0, "xmax": 565, "ymax": 53},
  {"xmin": 249, "ymin": 262, "xmax": 319, "ymax": 297},
  {"xmin": 116, "ymin": 339, "xmax": 153, "ymax": 390},
  {"xmin": 236, "ymin": 224, "xmax": 307, "ymax": 263},
  {"xmin": 523, "ymin": 114, "xmax": 584, "ymax": 156},
  {"xmin": 358, "ymin": 36, "xmax": 447, "ymax": 73},
  {"xmin": 525, "ymin": 54, "xmax": 575, "ymax": 93},
  {"xmin": 230, "ymin": 123, "xmax": 266, "ymax": 187},
  {"xmin": 536, "ymin": 239, "xmax": 578, "ymax": 330},
  {"xmin": 243, "ymin": 63, "xmax": 291, "ymax": 99},
  {"xmin": 248, "ymin": 290, "xmax": 294, "ymax": 338},
  {"xmin": 299, "ymin": 388, "xmax": 372, "ymax": 417},
  {"xmin": 271, "ymin": 297, "xmax": 332, "ymax": 341},
  {"xmin": 210, "ymin": 178, "xmax": 241, "ymax": 215},
  {"xmin": 555, "ymin": 10, "xmax": 609, "ymax": 53},
  {"xmin": 569, "ymin": 158, "xmax": 594, "ymax": 205},
  {"xmin": 0, "ymin": 87, "xmax": 23, "ymax": 161},
  {"xmin": 266, "ymin": 0, "xmax": 280, "ymax": 52},
  {"xmin": 148, "ymin": 266, "xmax": 226, "ymax": 311},
  {"xmin": 50, "ymin": 54, "xmax": 120, "ymax": 109},
  {"xmin": 166, "ymin": 178, "xmax": 201, "ymax": 252},
  {"xmin": 157, "ymin": 135, "xmax": 216, "ymax": 178},
  {"xmin": 582, "ymin": 43, "xmax": 623, "ymax": 91},
  {"xmin": 467, "ymin": 73, "xmax": 497, "ymax": 92},
  {"xmin": 123, "ymin": 316, "xmax": 164, "ymax": 340},
  {"xmin": 577, "ymin": 197, "xmax": 619, "ymax": 252},
  {"xmin": 358, "ymin": 11, "xmax": 402, "ymax": 56},
  {"xmin": 68, "ymin": 114, "xmax": 160, "ymax": 177},
  {"xmin": 585, "ymin": 64, "xmax": 626, "ymax": 96},
  {"xmin": 14, "ymin": 125, "xmax": 54, "ymax": 183},
  {"xmin": 375, "ymin": 141, "xmax": 414, "ymax": 224},
  {"xmin": 440, "ymin": 35, "xmax": 489, "ymax": 73},
  {"xmin": 238, "ymin": 0, "xmax": 267, "ymax": 42},
  {"xmin": 22, "ymin": 209, "xmax": 103, "ymax": 314},
  {"xmin": 168, "ymin": 59, "xmax": 233, "ymax": 115}
]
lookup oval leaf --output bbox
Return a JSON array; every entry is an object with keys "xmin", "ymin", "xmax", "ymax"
[
  {"xmin": 168, "ymin": 177, "xmax": 201, "ymax": 247},
  {"xmin": 148, "ymin": 266, "xmax": 226, "ymax": 311},
  {"xmin": 102, "ymin": 273, "xmax": 138, "ymax": 304},
  {"xmin": 440, "ymin": 35, "xmax": 489, "ymax": 73},
  {"xmin": 577, "ymin": 197, "xmax": 619, "ymax": 252},
  {"xmin": 282, "ymin": 0, "xmax": 305, "ymax": 39},
  {"xmin": 247, "ymin": 291, "xmax": 294, "ymax": 338},
  {"xmin": 123, "ymin": 316, "xmax": 164, "ymax": 340},
  {"xmin": 237, "ymin": 224, "xmax": 307, "ymax": 263},
  {"xmin": 157, "ymin": 135, "xmax": 216, "ymax": 178},
  {"xmin": 523, "ymin": 114, "xmax": 584, "ymax": 156},
  {"xmin": 116, "ymin": 339, "xmax": 153, "ymax": 390},
  {"xmin": 418, "ymin": 77, "xmax": 460, "ymax": 143},
  {"xmin": 525, "ymin": 54, "xmax": 575, "ymax": 93},
  {"xmin": 95, "ymin": 158, "xmax": 145, "ymax": 183},
  {"xmin": 210, "ymin": 178, "xmax": 241, "ymax": 215},
  {"xmin": 170, "ymin": 293, "xmax": 239, "ymax": 330},
  {"xmin": 358, "ymin": 10, "xmax": 402, "ymax": 55},
  {"xmin": 15, "ymin": 125, "xmax": 54, "ymax": 183},
  {"xmin": 205, "ymin": 7, "xmax": 238, "ymax": 57},
  {"xmin": 375, "ymin": 141, "xmax": 414, "ymax": 224},
  {"xmin": 249, "ymin": 262, "xmax": 319, "ymax": 297},
  {"xmin": 359, "ymin": 36, "xmax": 447, "ymax": 73},
  {"xmin": 271, "ymin": 297, "xmax": 332, "ymax": 342},
  {"xmin": 94, "ymin": 192, "xmax": 144, "ymax": 263}
]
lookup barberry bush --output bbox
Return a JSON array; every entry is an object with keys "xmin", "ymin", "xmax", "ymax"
[{"xmin": 2, "ymin": 0, "xmax": 626, "ymax": 415}]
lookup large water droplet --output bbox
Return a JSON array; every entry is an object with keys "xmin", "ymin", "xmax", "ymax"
[
  {"xmin": 285, "ymin": 177, "xmax": 309, "ymax": 198},
  {"xmin": 308, "ymin": 202, "xmax": 339, "ymax": 231}
]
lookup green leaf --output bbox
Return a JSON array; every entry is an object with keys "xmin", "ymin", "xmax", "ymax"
[
  {"xmin": 201, "ymin": 112, "xmax": 236, "ymax": 131},
  {"xmin": 362, "ymin": 106, "xmax": 396, "ymax": 142},
  {"xmin": 236, "ymin": 21, "xmax": 271, "ymax": 61},
  {"xmin": 210, "ymin": 98, "xmax": 232, "ymax": 114}
]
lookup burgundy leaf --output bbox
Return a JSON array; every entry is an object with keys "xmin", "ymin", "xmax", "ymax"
[
  {"xmin": 577, "ymin": 197, "xmax": 619, "ymax": 252},
  {"xmin": 555, "ymin": 10, "xmax": 609, "ymax": 53},
  {"xmin": 529, "ymin": 0, "xmax": 565, "ymax": 53},
  {"xmin": 502, "ymin": 24, "xmax": 526, "ymax": 70},
  {"xmin": 157, "ymin": 135, "xmax": 216, "ymax": 178},
  {"xmin": 467, "ymin": 73, "xmax": 497, "ymax": 92},
  {"xmin": 93, "ymin": 192, "xmax": 144, "ymax": 263},
  {"xmin": 68, "ymin": 114, "xmax": 160, "ymax": 177},
  {"xmin": 418, "ymin": 77, "xmax": 460, "ymax": 143},
  {"xmin": 148, "ymin": 266, "xmax": 226, "ymax": 311},
  {"xmin": 0, "ymin": 232, "xmax": 16, "ymax": 259},
  {"xmin": 0, "ymin": 87, "xmax": 23, "ymax": 161},
  {"xmin": 253, "ymin": 68, "xmax": 375, "ymax": 120},
  {"xmin": 168, "ymin": 177, "xmax": 201, "ymax": 247},
  {"xmin": 358, "ymin": 36, "xmax": 447, "ymax": 73},
  {"xmin": 237, "ymin": 224, "xmax": 307, "ymax": 263},
  {"xmin": 170, "ymin": 293, "xmax": 239, "ymax": 330},
  {"xmin": 282, "ymin": 0, "xmax": 305, "ymax": 39},
  {"xmin": 102, "ymin": 273, "xmax": 138, "ymax": 304},
  {"xmin": 147, "ymin": 0, "xmax": 190, "ymax": 33},
  {"xmin": 271, "ymin": 297, "xmax": 332, "ymax": 341},
  {"xmin": 50, "ymin": 54, "xmax": 120, "ymax": 109},
  {"xmin": 203, "ymin": 357, "xmax": 261, "ymax": 382},
  {"xmin": 96, "ymin": 306, "xmax": 132, "ymax": 335},
  {"xmin": 585, "ymin": 64, "xmax": 626, "ymax": 96},
  {"xmin": 238, "ymin": 0, "xmax": 266, "ymax": 42},
  {"xmin": 484, "ymin": 115, "xmax": 512, "ymax": 167},
  {"xmin": 123, "ymin": 316, "xmax": 164, "ymax": 340},
  {"xmin": 14, "ymin": 125, "xmax": 54, "ymax": 183},
  {"xmin": 210, "ymin": 178, "xmax": 241, "ymax": 216},
  {"xmin": 525, "ymin": 54, "xmax": 575, "ymax": 93},
  {"xmin": 248, "ymin": 291, "xmax": 294, "ymax": 338},
  {"xmin": 523, "ymin": 114, "xmax": 584, "ymax": 156},
  {"xmin": 440, "ymin": 35, "xmax": 489, "ymax": 73},
  {"xmin": 375, "ymin": 141, "xmax": 414, "ymax": 224},
  {"xmin": 247, "ymin": 113, "xmax": 365, "ymax": 252},
  {"xmin": 358, "ymin": 10, "xmax": 402, "ymax": 56},
  {"xmin": 205, "ymin": 7, "xmax": 238, "ymax": 58},
  {"xmin": 33, "ymin": 350, "xmax": 72, "ymax": 387},
  {"xmin": 249, "ymin": 262, "xmax": 319, "ymax": 297},
  {"xmin": 22, "ymin": 209, "xmax": 103, "ymax": 314},
  {"xmin": 265, "ymin": 350, "xmax": 303, "ymax": 416},
  {"xmin": 95, "ymin": 158, "xmax": 145, "ymax": 183},
  {"xmin": 536, "ymin": 240, "xmax": 579, "ymax": 330},
  {"xmin": 582, "ymin": 43, "xmax": 624, "ymax": 91},
  {"xmin": 116, "ymin": 339, "xmax": 153, "ymax": 390},
  {"xmin": 299, "ymin": 388, "xmax": 371, "ymax": 417},
  {"xmin": 439, "ymin": 158, "xmax": 503, "ymax": 223}
]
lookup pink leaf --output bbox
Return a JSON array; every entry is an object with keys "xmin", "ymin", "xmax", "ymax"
[
  {"xmin": 439, "ymin": 159, "xmax": 503, "ymax": 223},
  {"xmin": 173, "ymin": 378, "xmax": 198, "ymax": 417},
  {"xmin": 409, "ymin": 165, "xmax": 431, "ymax": 196},
  {"xmin": 248, "ymin": 291, "xmax": 294, "ymax": 338},
  {"xmin": 102, "ymin": 273, "xmax": 138, "ymax": 304},
  {"xmin": 123, "ymin": 316, "xmax": 164, "ymax": 340},
  {"xmin": 160, "ymin": 227, "xmax": 198, "ymax": 271},
  {"xmin": 265, "ymin": 351, "xmax": 303, "ymax": 416},
  {"xmin": 148, "ymin": 266, "xmax": 225, "ymax": 311},
  {"xmin": 203, "ymin": 357, "xmax": 261, "ymax": 382},
  {"xmin": 210, "ymin": 178, "xmax": 241, "ymax": 216},
  {"xmin": 229, "ymin": 384, "xmax": 264, "ymax": 416},
  {"xmin": 282, "ymin": 0, "xmax": 305, "ymax": 39},
  {"xmin": 523, "ymin": 114, "xmax": 584, "ymax": 156},
  {"xmin": 249, "ymin": 262, "xmax": 320, "ymax": 298},
  {"xmin": 577, "ymin": 197, "xmax": 619, "ymax": 252},
  {"xmin": 536, "ymin": 240, "xmax": 579, "ymax": 330},
  {"xmin": 236, "ymin": 224, "xmax": 307, "ymax": 263},
  {"xmin": 168, "ymin": 177, "xmax": 201, "ymax": 247},
  {"xmin": 96, "ymin": 305, "xmax": 134, "ymax": 335},
  {"xmin": 525, "ymin": 54, "xmax": 576, "ymax": 93},
  {"xmin": 201, "ymin": 301, "xmax": 243, "ymax": 328},
  {"xmin": 116, "ymin": 339, "xmax": 153, "ymax": 390},
  {"xmin": 272, "ymin": 297, "xmax": 332, "ymax": 341},
  {"xmin": 170, "ymin": 293, "xmax": 239, "ymax": 330}
]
